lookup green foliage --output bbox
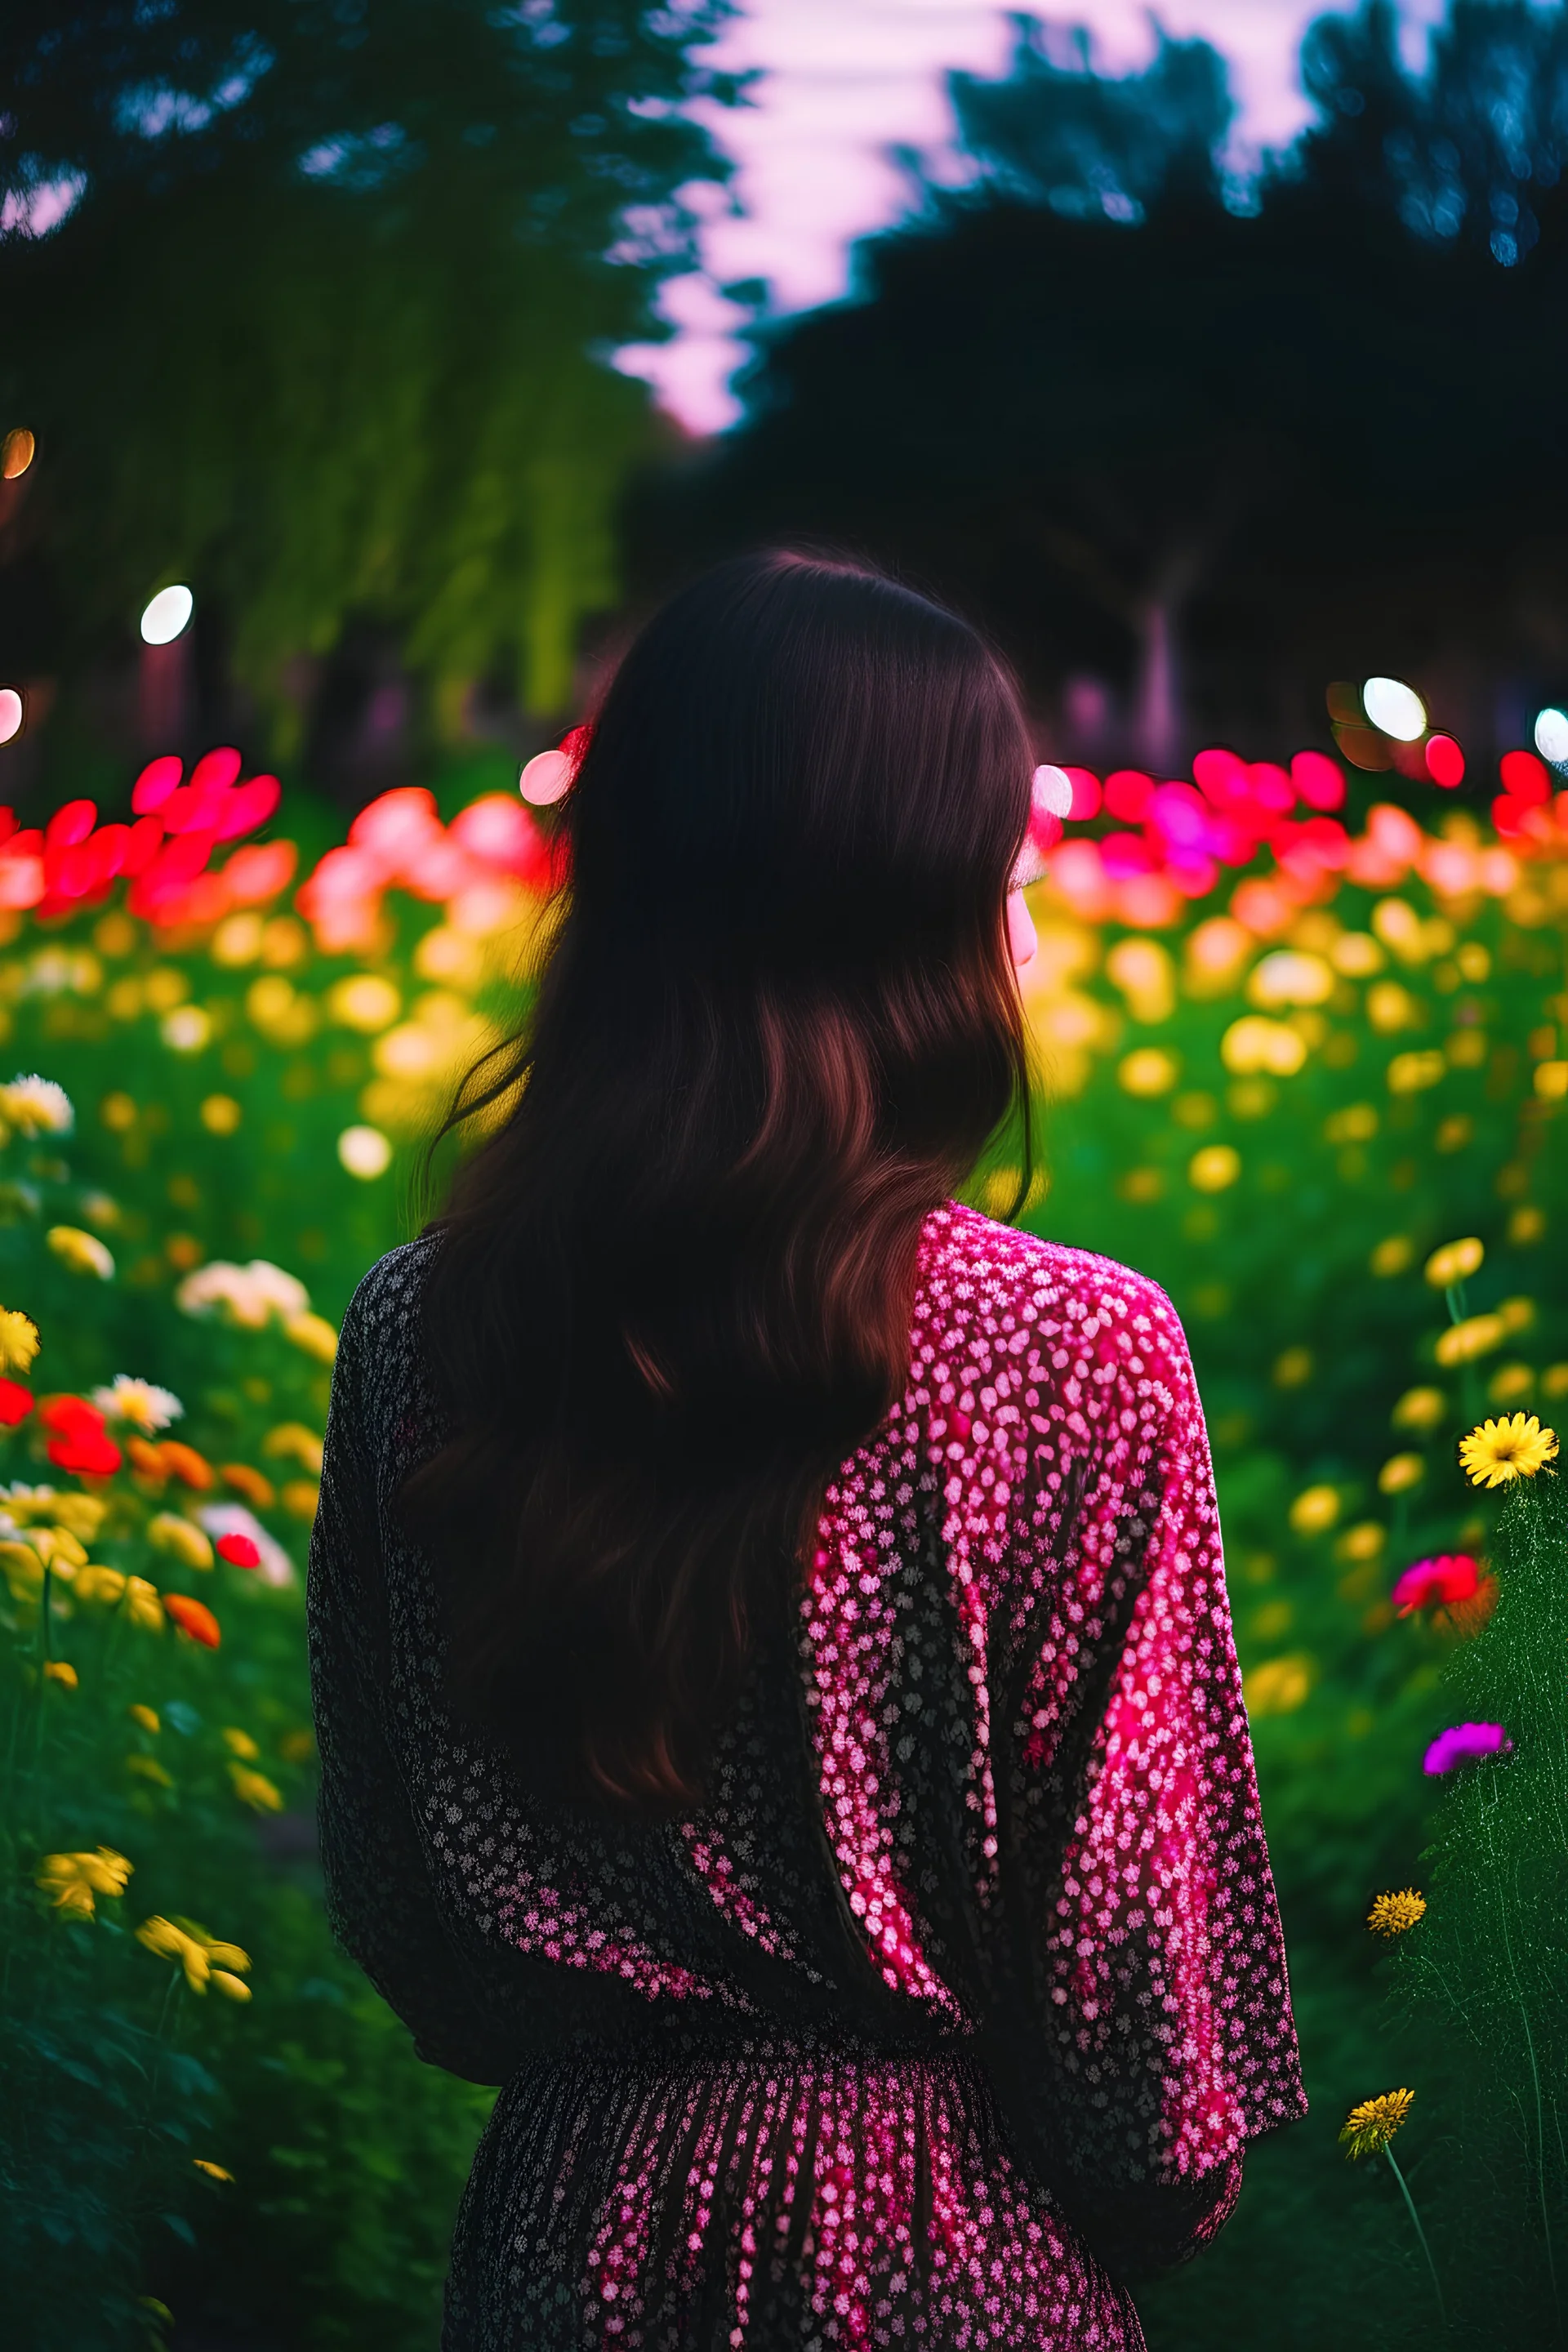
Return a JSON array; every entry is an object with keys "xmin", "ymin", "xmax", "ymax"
[
  {"xmin": 1381, "ymin": 1469, "xmax": 1568, "ymax": 2344},
  {"xmin": 0, "ymin": 0, "xmax": 736, "ymax": 721}
]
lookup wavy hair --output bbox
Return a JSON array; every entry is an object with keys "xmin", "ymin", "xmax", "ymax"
[{"xmin": 404, "ymin": 550, "xmax": 1037, "ymax": 1809}]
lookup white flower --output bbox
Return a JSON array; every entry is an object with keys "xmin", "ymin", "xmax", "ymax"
[
  {"xmin": 197, "ymin": 1502, "xmax": 296, "ymax": 1589},
  {"xmin": 91, "ymin": 1376, "xmax": 184, "ymax": 1433},
  {"xmin": 176, "ymin": 1258, "xmax": 310, "ymax": 1330},
  {"xmin": 3, "ymin": 1075, "xmax": 74, "ymax": 1135},
  {"xmin": 337, "ymin": 1125, "xmax": 393, "ymax": 1179}
]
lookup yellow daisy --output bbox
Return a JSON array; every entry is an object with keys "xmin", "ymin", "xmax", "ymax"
[
  {"xmin": 1340, "ymin": 2088, "xmax": 1414, "ymax": 2160},
  {"xmin": 1366, "ymin": 1890, "xmax": 1426, "ymax": 1938},
  {"xmin": 1459, "ymin": 1414, "xmax": 1559, "ymax": 1488},
  {"xmin": 0, "ymin": 1307, "xmax": 40, "ymax": 1376}
]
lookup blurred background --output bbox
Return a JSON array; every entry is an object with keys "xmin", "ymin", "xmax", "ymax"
[{"xmin": 3, "ymin": 6, "xmax": 1568, "ymax": 2350}]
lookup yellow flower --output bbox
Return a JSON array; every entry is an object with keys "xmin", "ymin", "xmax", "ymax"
[
  {"xmin": 1188, "ymin": 1143, "xmax": 1241, "ymax": 1194},
  {"xmin": 222, "ymin": 1726, "xmax": 260, "ymax": 1759},
  {"xmin": 36, "ymin": 1846, "xmax": 133, "ymax": 1918},
  {"xmin": 228, "ymin": 1762, "xmax": 283, "ymax": 1813},
  {"xmin": 147, "ymin": 1512, "xmax": 214, "ymax": 1570},
  {"xmin": 1243, "ymin": 1654, "xmax": 1316, "ymax": 1718},
  {"xmin": 263, "ymin": 1423, "xmax": 324, "ymax": 1475},
  {"xmin": 1435, "ymin": 1314, "xmax": 1508, "ymax": 1368},
  {"xmin": 1378, "ymin": 1453, "xmax": 1425, "ymax": 1496},
  {"xmin": 127, "ymin": 1754, "xmax": 174, "ymax": 1788},
  {"xmin": 0, "ymin": 1307, "xmax": 39, "ymax": 1375},
  {"xmin": 1339, "ymin": 2088, "xmax": 1414, "ymax": 2160},
  {"xmin": 27, "ymin": 1525, "xmax": 87, "ymax": 1571},
  {"xmin": 1367, "ymin": 1889, "xmax": 1427, "ymax": 1938},
  {"xmin": 1424, "ymin": 1236, "xmax": 1483, "ymax": 1289},
  {"xmin": 1272, "ymin": 1348, "xmax": 1313, "ymax": 1389},
  {"xmin": 74, "ymin": 1565, "xmax": 127, "ymax": 1606},
  {"xmin": 283, "ymin": 1310, "xmax": 338, "ymax": 1364},
  {"xmin": 0, "ymin": 1539, "xmax": 43, "ymax": 1601},
  {"xmin": 1370, "ymin": 1236, "xmax": 1414, "ymax": 1278},
  {"xmin": 279, "ymin": 1478, "xmax": 320, "ymax": 1521},
  {"xmin": 46, "ymin": 1225, "xmax": 115, "ymax": 1280},
  {"xmin": 42, "ymin": 1659, "xmax": 78, "ymax": 1687},
  {"xmin": 1459, "ymin": 1414, "xmax": 1559, "ymax": 1488},
  {"xmin": 1392, "ymin": 1386, "xmax": 1446, "ymax": 1433},
  {"xmin": 122, "ymin": 1575, "xmax": 166, "ymax": 1633},
  {"xmin": 136, "ymin": 1914, "xmax": 252, "ymax": 1995},
  {"xmin": 1118, "ymin": 1047, "xmax": 1179, "ymax": 1098},
  {"xmin": 1290, "ymin": 1484, "xmax": 1340, "ymax": 1535},
  {"xmin": 193, "ymin": 2159, "xmax": 235, "ymax": 2183},
  {"xmin": 128, "ymin": 1703, "xmax": 160, "ymax": 1734},
  {"xmin": 7, "ymin": 1488, "xmax": 108, "ymax": 1542}
]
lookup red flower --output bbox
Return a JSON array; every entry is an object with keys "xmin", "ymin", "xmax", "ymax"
[
  {"xmin": 46, "ymin": 1418, "xmax": 123, "ymax": 1477},
  {"xmin": 216, "ymin": 1532, "xmax": 261, "ymax": 1570},
  {"xmin": 39, "ymin": 1393, "xmax": 104, "ymax": 1434},
  {"xmin": 1392, "ymin": 1553, "xmax": 1480, "ymax": 1616},
  {"xmin": 163, "ymin": 1592, "xmax": 220, "ymax": 1648},
  {"xmin": 0, "ymin": 1379, "xmax": 33, "ymax": 1424}
]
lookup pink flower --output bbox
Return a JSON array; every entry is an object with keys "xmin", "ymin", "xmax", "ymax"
[
  {"xmin": 1392, "ymin": 1553, "xmax": 1481, "ymax": 1616},
  {"xmin": 1423, "ymin": 1721, "xmax": 1510, "ymax": 1775}
]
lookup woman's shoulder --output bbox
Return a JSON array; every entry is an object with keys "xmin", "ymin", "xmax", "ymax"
[
  {"xmin": 916, "ymin": 1199, "xmax": 1188, "ymax": 1369},
  {"xmin": 334, "ymin": 1235, "xmax": 441, "ymax": 1421}
]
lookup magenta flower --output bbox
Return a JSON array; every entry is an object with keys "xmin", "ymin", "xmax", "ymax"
[
  {"xmin": 1423, "ymin": 1721, "xmax": 1511, "ymax": 1775},
  {"xmin": 1392, "ymin": 1554, "xmax": 1480, "ymax": 1616}
]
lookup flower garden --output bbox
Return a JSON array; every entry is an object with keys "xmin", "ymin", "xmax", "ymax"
[{"xmin": 2, "ymin": 731, "xmax": 1566, "ymax": 2348}]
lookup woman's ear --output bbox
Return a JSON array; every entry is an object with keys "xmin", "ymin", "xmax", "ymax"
[{"xmin": 1006, "ymin": 887, "xmax": 1037, "ymax": 970}]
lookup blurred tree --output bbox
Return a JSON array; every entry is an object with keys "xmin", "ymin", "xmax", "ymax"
[
  {"xmin": 657, "ymin": 2, "xmax": 1568, "ymax": 765},
  {"xmin": 949, "ymin": 17, "xmax": 1233, "ymax": 222},
  {"xmin": 0, "ymin": 0, "xmax": 736, "ymax": 741}
]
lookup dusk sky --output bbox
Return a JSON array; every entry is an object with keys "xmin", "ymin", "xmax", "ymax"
[{"xmin": 617, "ymin": 0, "xmax": 1450, "ymax": 433}]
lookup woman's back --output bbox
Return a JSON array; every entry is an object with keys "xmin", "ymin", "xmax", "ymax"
[{"xmin": 309, "ymin": 1198, "xmax": 1305, "ymax": 2350}]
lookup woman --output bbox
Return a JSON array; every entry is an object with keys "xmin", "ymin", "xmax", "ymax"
[{"xmin": 308, "ymin": 551, "xmax": 1307, "ymax": 2350}]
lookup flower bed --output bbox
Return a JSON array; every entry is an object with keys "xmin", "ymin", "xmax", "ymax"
[{"xmin": 0, "ymin": 735, "xmax": 1563, "ymax": 2345}]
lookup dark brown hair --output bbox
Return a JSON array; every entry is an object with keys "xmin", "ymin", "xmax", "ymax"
[{"xmin": 405, "ymin": 550, "xmax": 1037, "ymax": 1809}]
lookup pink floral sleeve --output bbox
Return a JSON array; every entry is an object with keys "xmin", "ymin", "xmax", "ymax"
[{"xmin": 993, "ymin": 1245, "xmax": 1307, "ymax": 2270}]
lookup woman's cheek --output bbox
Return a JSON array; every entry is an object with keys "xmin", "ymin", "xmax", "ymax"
[{"xmin": 1007, "ymin": 889, "xmax": 1037, "ymax": 969}]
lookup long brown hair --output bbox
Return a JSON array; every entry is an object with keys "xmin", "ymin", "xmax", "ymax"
[{"xmin": 404, "ymin": 550, "xmax": 1037, "ymax": 1809}]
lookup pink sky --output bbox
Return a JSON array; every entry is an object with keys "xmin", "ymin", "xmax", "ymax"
[{"xmin": 616, "ymin": 0, "xmax": 1448, "ymax": 433}]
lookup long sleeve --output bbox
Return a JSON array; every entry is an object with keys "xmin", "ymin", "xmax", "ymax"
[
  {"xmin": 996, "ymin": 1281, "xmax": 1307, "ymax": 2279},
  {"xmin": 307, "ymin": 1278, "xmax": 526, "ymax": 2085}
]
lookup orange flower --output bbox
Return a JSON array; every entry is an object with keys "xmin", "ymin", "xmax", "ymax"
[
  {"xmin": 158, "ymin": 1440, "xmax": 214, "ymax": 1491},
  {"xmin": 128, "ymin": 1436, "xmax": 214, "ymax": 1489},
  {"xmin": 220, "ymin": 1463, "xmax": 275, "ymax": 1508},
  {"xmin": 163, "ymin": 1592, "xmax": 220, "ymax": 1648}
]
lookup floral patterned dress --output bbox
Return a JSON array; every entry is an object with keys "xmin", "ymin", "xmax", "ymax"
[{"xmin": 308, "ymin": 1202, "xmax": 1307, "ymax": 2351}]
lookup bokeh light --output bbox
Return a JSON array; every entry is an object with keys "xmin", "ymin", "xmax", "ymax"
[
  {"xmin": 1424, "ymin": 733, "xmax": 1464, "ymax": 787},
  {"xmin": 0, "ymin": 429, "xmax": 34, "ymax": 480},
  {"xmin": 1361, "ymin": 676, "xmax": 1426, "ymax": 741},
  {"xmin": 0, "ymin": 690, "xmax": 23, "ymax": 746},
  {"xmin": 140, "ymin": 586, "xmax": 194, "ymax": 646},
  {"xmin": 338, "ymin": 1124, "xmax": 394, "ymax": 1179},
  {"xmin": 1534, "ymin": 706, "xmax": 1568, "ymax": 767}
]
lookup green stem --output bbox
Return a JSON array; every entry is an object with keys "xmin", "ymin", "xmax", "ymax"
[{"xmin": 1385, "ymin": 2145, "xmax": 1447, "ymax": 2332}]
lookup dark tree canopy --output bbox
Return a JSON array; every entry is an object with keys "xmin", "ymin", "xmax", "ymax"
[
  {"xmin": 653, "ymin": 2, "xmax": 1568, "ymax": 766},
  {"xmin": 0, "ymin": 0, "xmax": 736, "ymax": 732}
]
